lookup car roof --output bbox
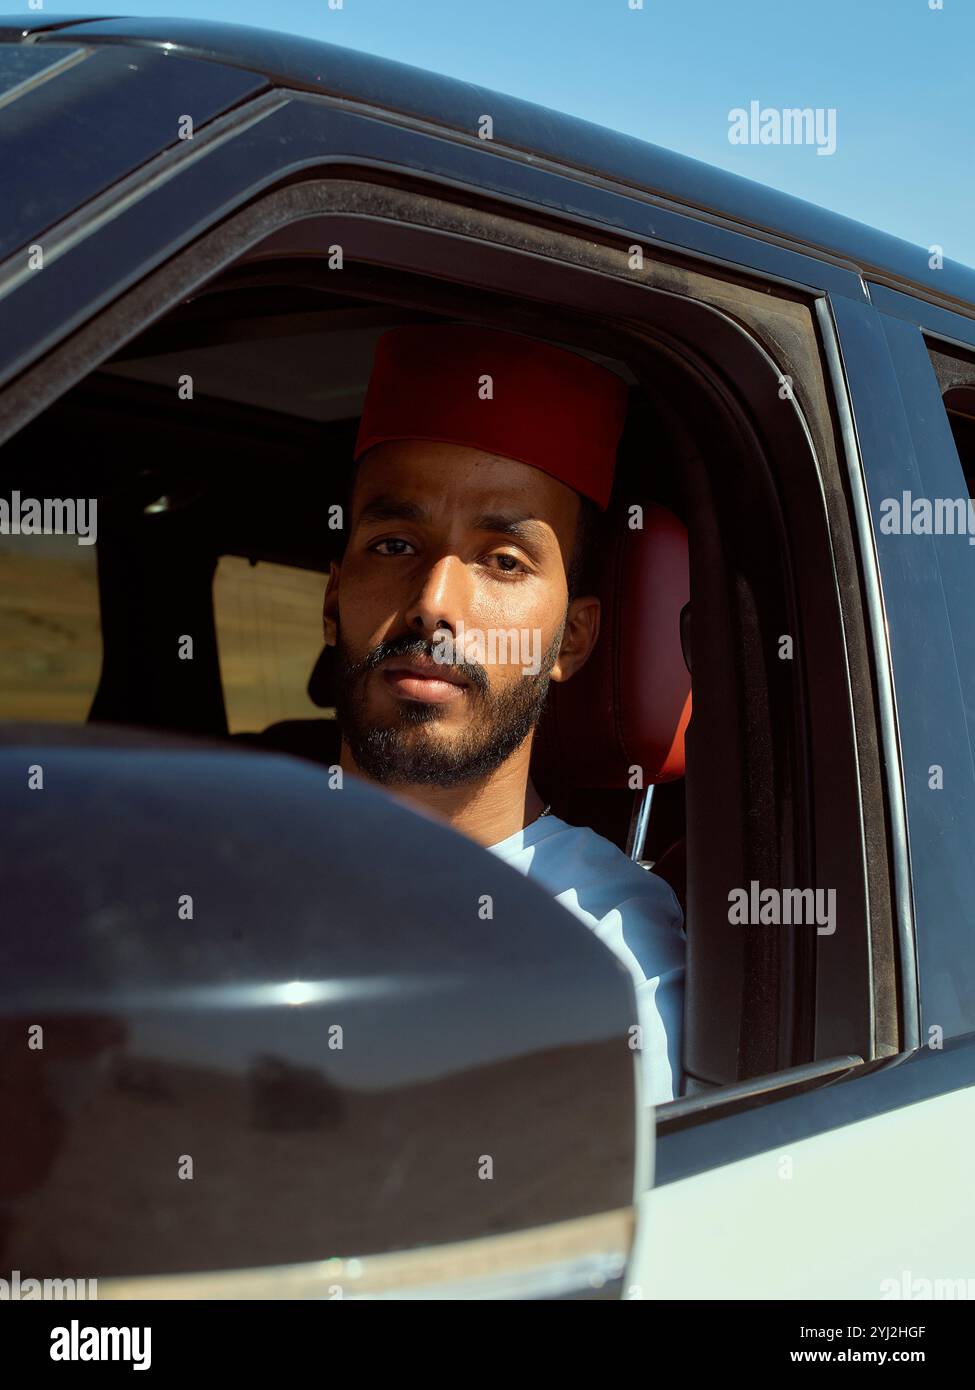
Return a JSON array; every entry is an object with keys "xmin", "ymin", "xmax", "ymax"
[{"xmin": 2, "ymin": 13, "xmax": 974, "ymax": 314}]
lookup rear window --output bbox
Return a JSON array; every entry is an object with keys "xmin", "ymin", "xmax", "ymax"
[
  {"xmin": 213, "ymin": 555, "xmax": 330, "ymax": 734},
  {"xmin": 0, "ymin": 531, "xmax": 102, "ymax": 722},
  {"xmin": 943, "ymin": 389, "xmax": 975, "ymax": 492}
]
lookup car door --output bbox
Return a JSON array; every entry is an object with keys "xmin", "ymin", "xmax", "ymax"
[{"xmin": 2, "ymin": 20, "xmax": 972, "ymax": 1300}]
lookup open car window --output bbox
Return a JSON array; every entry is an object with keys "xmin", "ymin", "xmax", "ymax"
[{"xmin": 0, "ymin": 178, "xmax": 898, "ymax": 1126}]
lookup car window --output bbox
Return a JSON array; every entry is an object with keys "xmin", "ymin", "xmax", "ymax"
[
  {"xmin": 0, "ymin": 530, "xmax": 101, "ymax": 722},
  {"xmin": 213, "ymin": 555, "xmax": 330, "ymax": 734},
  {"xmin": 943, "ymin": 391, "xmax": 975, "ymax": 491},
  {"xmin": 0, "ymin": 181, "xmax": 894, "ymax": 1114}
]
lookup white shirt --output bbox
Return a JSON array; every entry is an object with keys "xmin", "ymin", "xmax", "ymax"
[{"xmin": 487, "ymin": 813, "xmax": 685, "ymax": 1108}]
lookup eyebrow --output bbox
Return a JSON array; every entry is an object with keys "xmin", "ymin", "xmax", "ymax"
[
  {"xmin": 355, "ymin": 497, "xmax": 551, "ymax": 548},
  {"xmin": 355, "ymin": 496, "xmax": 429, "ymax": 526}
]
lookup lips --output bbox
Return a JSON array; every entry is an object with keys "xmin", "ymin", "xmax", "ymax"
[{"xmin": 380, "ymin": 658, "xmax": 468, "ymax": 705}]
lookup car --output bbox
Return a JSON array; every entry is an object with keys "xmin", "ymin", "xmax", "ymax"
[{"xmin": 1, "ymin": 14, "xmax": 974, "ymax": 1303}]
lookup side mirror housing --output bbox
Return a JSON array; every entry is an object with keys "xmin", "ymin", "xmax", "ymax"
[{"xmin": 1, "ymin": 726, "xmax": 641, "ymax": 1298}]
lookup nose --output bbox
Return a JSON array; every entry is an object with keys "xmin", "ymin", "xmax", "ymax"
[{"xmin": 403, "ymin": 552, "xmax": 471, "ymax": 639}]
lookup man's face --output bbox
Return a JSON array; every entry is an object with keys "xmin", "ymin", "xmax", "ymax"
[{"xmin": 323, "ymin": 440, "xmax": 599, "ymax": 788}]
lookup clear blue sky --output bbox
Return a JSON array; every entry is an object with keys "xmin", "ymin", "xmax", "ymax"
[{"xmin": 40, "ymin": 0, "xmax": 975, "ymax": 268}]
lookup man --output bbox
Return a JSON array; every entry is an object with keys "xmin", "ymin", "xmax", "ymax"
[{"xmin": 322, "ymin": 322, "xmax": 685, "ymax": 1105}]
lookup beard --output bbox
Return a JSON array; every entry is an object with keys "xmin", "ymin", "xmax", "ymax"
[{"xmin": 332, "ymin": 621, "xmax": 564, "ymax": 789}]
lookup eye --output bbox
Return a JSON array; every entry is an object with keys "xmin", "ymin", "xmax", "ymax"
[
  {"xmin": 370, "ymin": 538, "xmax": 416, "ymax": 557},
  {"xmin": 484, "ymin": 551, "xmax": 529, "ymax": 576}
]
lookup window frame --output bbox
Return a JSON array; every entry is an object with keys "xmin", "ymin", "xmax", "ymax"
[
  {"xmin": 832, "ymin": 282, "xmax": 975, "ymax": 1047},
  {"xmin": 0, "ymin": 170, "xmax": 900, "ymax": 1136}
]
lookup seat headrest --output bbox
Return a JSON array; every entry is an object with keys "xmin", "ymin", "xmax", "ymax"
[{"xmin": 531, "ymin": 502, "xmax": 691, "ymax": 793}]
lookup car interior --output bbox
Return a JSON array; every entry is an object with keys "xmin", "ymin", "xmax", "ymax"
[
  {"xmin": 0, "ymin": 270, "xmax": 693, "ymax": 875},
  {"xmin": 0, "ymin": 240, "xmax": 889, "ymax": 1110}
]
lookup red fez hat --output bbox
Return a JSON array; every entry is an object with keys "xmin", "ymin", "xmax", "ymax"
[{"xmin": 353, "ymin": 324, "xmax": 628, "ymax": 509}]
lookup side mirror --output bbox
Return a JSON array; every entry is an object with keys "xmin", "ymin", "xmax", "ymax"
[{"xmin": 0, "ymin": 725, "xmax": 641, "ymax": 1299}]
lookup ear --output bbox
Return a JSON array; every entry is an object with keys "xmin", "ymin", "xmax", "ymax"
[
  {"xmin": 322, "ymin": 560, "xmax": 341, "ymax": 647},
  {"xmin": 549, "ymin": 595, "xmax": 600, "ymax": 683}
]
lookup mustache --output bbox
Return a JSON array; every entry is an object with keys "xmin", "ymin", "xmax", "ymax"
[{"xmin": 354, "ymin": 633, "xmax": 491, "ymax": 696}]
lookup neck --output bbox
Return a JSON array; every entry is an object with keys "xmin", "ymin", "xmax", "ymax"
[{"xmin": 340, "ymin": 737, "xmax": 548, "ymax": 848}]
